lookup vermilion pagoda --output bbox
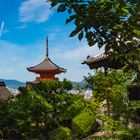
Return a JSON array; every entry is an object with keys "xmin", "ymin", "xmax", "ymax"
[{"xmin": 27, "ymin": 37, "xmax": 66, "ymax": 81}]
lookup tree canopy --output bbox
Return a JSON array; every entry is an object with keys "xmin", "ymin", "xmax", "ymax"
[
  {"xmin": 48, "ymin": 0, "xmax": 140, "ymax": 74},
  {"xmin": 0, "ymin": 73, "xmax": 140, "ymax": 139}
]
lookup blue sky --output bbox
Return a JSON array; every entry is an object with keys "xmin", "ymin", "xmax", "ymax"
[{"xmin": 0, "ymin": 0, "xmax": 101, "ymax": 82}]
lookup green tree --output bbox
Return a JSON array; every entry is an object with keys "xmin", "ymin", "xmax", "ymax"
[
  {"xmin": 84, "ymin": 69, "xmax": 133, "ymax": 119},
  {"xmin": 31, "ymin": 81, "xmax": 95, "ymax": 129},
  {"xmin": 0, "ymin": 80, "xmax": 97, "ymax": 139},
  {"xmin": 48, "ymin": 0, "xmax": 140, "ymax": 74},
  {"xmin": 0, "ymin": 90, "xmax": 52, "ymax": 139}
]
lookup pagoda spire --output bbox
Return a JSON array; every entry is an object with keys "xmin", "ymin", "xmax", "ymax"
[
  {"xmin": 27, "ymin": 36, "xmax": 66, "ymax": 81},
  {"xmin": 46, "ymin": 36, "xmax": 49, "ymax": 58}
]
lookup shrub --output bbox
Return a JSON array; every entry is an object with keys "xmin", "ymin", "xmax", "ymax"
[
  {"xmin": 72, "ymin": 109, "xmax": 96, "ymax": 138},
  {"xmin": 48, "ymin": 127, "xmax": 72, "ymax": 140},
  {"xmin": 131, "ymin": 128, "xmax": 140, "ymax": 139},
  {"xmin": 0, "ymin": 91, "xmax": 53, "ymax": 139},
  {"xmin": 112, "ymin": 130, "xmax": 133, "ymax": 140}
]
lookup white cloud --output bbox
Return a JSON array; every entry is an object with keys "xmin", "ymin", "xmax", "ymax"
[
  {"xmin": 19, "ymin": 0, "xmax": 52, "ymax": 23},
  {"xmin": 50, "ymin": 44, "xmax": 101, "ymax": 82},
  {"xmin": 52, "ymin": 44, "xmax": 100, "ymax": 60},
  {"xmin": 0, "ymin": 40, "xmax": 44, "ymax": 82},
  {"xmin": 0, "ymin": 40, "xmax": 101, "ymax": 82},
  {"xmin": 55, "ymin": 45, "xmax": 97, "ymax": 60}
]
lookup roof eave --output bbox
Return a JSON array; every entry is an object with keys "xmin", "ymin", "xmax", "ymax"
[{"xmin": 27, "ymin": 68, "xmax": 66, "ymax": 74}]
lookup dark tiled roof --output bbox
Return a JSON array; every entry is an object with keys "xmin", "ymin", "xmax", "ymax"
[
  {"xmin": 0, "ymin": 82, "xmax": 13, "ymax": 100},
  {"xmin": 27, "ymin": 57, "xmax": 66, "ymax": 73},
  {"xmin": 82, "ymin": 51, "xmax": 108, "ymax": 64},
  {"xmin": 82, "ymin": 43, "xmax": 140, "ymax": 68},
  {"xmin": 82, "ymin": 50, "xmax": 123, "ymax": 69}
]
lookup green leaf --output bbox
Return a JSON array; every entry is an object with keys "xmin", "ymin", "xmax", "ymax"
[
  {"xmin": 98, "ymin": 42, "xmax": 103, "ymax": 49},
  {"xmin": 69, "ymin": 28, "xmax": 81, "ymax": 37},
  {"xmin": 100, "ymin": 0, "xmax": 108, "ymax": 2},
  {"xmin": 133, "ymin": 29, "xmax": 140, "ymax": 36},
  {"xmin": 50, "ymin": 1, "xmax": 58, "ymax": 7},
  {"xmin": 122, "ymin": 8, "xmax": 129, "ymax": 15},
  {"xmin": 68, "ymin": 9, "xmax": 72, "ymax": 14},
  {"xmin": 88, "ymin": 41, "xmax": 95, "ymax": 46},
  {"xmin": 78, "ymin": 31, "xmax": 83, "ymax": 41},
  {"xmin": 86, "ymin": 32, "xmax": 93, "ymax": 40},
  {"xmin": 114, "ymin": 24, "xmax": 123, "ymax": 29},
  {"xmin": 115, "ymin": 3, "xmax": 120, "ymax": 9},
  {"xmin": 66, "ymin": 15, "xmax": 76, "ymax": 24},
  {"xmin": 57, "ymin": 4, "xmax": 66, "ymax": 12}
]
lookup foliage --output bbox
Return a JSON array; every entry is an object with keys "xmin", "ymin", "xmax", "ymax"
[
  {"xmin": 130, "ymin": 128, "xmax": 140, "ymax": 139},
  {"xmin": 128, "ymin": 100, "xmax": 140, "ymax": 122},
  {"xmin": 72, "ymin": 109, "xmax": 96, "ymax": 138},
  {"xmin": 30, "ymin": 79, "xmax": 73, "ymax": 93},
  {"xmin": 83, "ymin": 68, "xmax": 140, "ymax": 139},
  {"xmin": 48, "ymin": 127, "xmax": 72, "ymax": 140},
  {"xmin": 46, "ymin": 3, "xmax": 140, "ymax": 138},
  {"xmin": 0, "ymin": 90, "xmax": 52, "ymax": 139},
  {"xmin": 90, "ymin": 115, "xmax": 136, "ymax": 140},
  {"xmin": 30, "ymin": 81, "xmax": 87, "ymax": 129},
  {"xmin": 95, "ymin": 127, "xmax": 140, "ymax": 140},
  {"xmin": 84, "ymin": 69, "xmax": 133, "ymax": 119},
  {"xmin": 0, "ymin": 80, "xmax": 97, "ymax": 139},
  {"xmin": 101, "ymin": 115, "xmax": 127, "ymax": 132},
  {"xmin": 49, "ymin": 0, "xmax": 140, "ymax": 74},
  {"xmin": 62, "ymin": 78, "xmax": 73, "ymax": 90},
  {"xmin": 0, "ymin": 70, "xmax": 139, "ymax": 139}
]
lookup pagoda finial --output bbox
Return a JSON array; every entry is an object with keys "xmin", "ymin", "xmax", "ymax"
[{"xmin": 46, "ymin": 36, "xmax": 48, "ymax": 58}]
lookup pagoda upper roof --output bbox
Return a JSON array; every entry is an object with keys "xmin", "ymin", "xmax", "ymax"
[{"xmin": 27, "ymin": 57, "xmax": 66, "ymax": 74}]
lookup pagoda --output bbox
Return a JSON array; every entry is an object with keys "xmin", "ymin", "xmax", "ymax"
[{"xmin": 27, "ymin": 37, "xmax": 66, "ymax": 81}]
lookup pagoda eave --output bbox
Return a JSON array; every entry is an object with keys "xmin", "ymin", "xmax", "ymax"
[{"xmin": 27, "ymin": 68, "xmax": 66, "ymax": 74}]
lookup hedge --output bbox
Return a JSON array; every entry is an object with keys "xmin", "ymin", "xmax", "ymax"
[
  {"xmin": 72, "ymin": 109, "xmax": 96, "ymax": 138},
  {"xmin": 48, "ymin": 127, "xmax": 72, "ymax": 140}
]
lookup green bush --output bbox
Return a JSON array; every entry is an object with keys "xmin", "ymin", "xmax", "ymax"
[
  {"xmin": 113, "ymin": 130, "xmax": 133, "ymax": 140},
  {"xmin": 131, "ymin": 128, "xmax": 140, "ymax": 139},
  {"xmin": 0, "ymin": 90, "xmax": 53, "ymax": 139},
  {"xmin": 48, "ymin": 127, "xmax": 72, "ymax": 140},
  {"xmin": 72, "ymin": 109, "xmax": 96, "ymax": 138}
]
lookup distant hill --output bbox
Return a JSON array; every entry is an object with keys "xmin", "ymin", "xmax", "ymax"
[
  {"xmin": 0, "ymin": 79, "xmax": 25, "ymax": 89},
  {"xmin": 71, "ymin": 81, "xmax": 85, "ymax": 88},
  {"xmin": 0, "ymin": 79, "xmax": 84, "ymax": 89}
]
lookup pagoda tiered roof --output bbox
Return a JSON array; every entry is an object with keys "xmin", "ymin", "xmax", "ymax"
[{"xmin": 27, "ymin": 57, "xmax": 66, "ymax": 74}]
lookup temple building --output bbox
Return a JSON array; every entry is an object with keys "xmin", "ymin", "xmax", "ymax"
[
  {"xmin": 82, "ymin": 50, "xmax": 122, "ymax": 69},
  {"xmin": 0, "ymin": 81, "xmax": 13, "ymax": 100},
  {"xmin": 82, "ymin": 49, "xmax": 140, "ymax": 113},
  {"xmin": 27, "ymin": 37, "xmax": 66, "ymax": 81},
  {"xmin": 82, "ymin": 50, "xmax": 124, "ymax": 117}
]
